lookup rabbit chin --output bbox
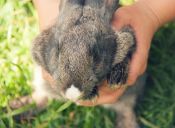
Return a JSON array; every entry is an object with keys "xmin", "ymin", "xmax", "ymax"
[{"xmin": 65, "ymin": 85, "xmax": 82, "ymax": 101}]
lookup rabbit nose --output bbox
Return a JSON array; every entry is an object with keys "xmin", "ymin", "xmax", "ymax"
[{"xmin": 65, "ymin": 84, "xmax": 82, "ymax": 101}]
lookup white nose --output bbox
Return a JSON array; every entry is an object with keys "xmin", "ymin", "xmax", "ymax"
[{"xmin": 65, "ymin": 85, "xmax": 81, "ymax": 101}]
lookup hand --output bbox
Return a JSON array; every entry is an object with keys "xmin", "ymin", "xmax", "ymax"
[
  {"xmin": 78, "ymin": 1, "xmax": 159, "ymax": 106},
  {"xmin": 112, "ymin": 2, "xmax": 159, "ymax": 85},
  {"xmin": 77, "ymin": 80, "xmax": 127, "ymax": 106}
]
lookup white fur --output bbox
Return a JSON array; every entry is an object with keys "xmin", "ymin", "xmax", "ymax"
[
  {"xmin": 65, "ymin": 85, "xmax": 81, "ymax": 101},
  {"xmin": 32, "ymin": 65, "xmax": 62, "ymax": 102},
  {"xmin": 32, "ymin": 66, "xmax": 48, "ymax": 100}
]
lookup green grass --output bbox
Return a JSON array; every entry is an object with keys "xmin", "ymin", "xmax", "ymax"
[{"xmin": 0, "ymin": 0, "xmax": 175, "ymax": 128}]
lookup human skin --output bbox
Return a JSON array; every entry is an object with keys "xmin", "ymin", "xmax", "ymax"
[
  {"xmin": 33, "ymin": 0, "xmax": 175, "ymax": 106},
  {"xmin": 32, "ymin": 0, "xmax": 60, "ymax": 31}
]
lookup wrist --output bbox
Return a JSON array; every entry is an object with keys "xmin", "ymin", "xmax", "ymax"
[
  {"xmin": 134, "ymin": 1, "xmax": 160, "ymax": 33},
  {"xmin": 137, "ymin": 0, "xmax": 175, "ymax": 28}
]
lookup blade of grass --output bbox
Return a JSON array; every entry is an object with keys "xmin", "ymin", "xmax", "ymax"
[
  {"xmin": 55, "ymin": 100, "xmax": 73, "ymax": 113},
  {"xmin": 47, "ymin": 100, "xmax": 73, "ymax": 121},
  {"xmin": 139, "ymin": 117, "xmax": 160, "ymax": 128},
  {"xmin": 1, "ymin": 103, "xmax": 36, "ymax": 119},
  {"xmin": 0, "ymin": 119, "xmax": 6, "ymax": 128}
]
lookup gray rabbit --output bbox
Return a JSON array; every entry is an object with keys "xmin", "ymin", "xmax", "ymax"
[
  {"xmin": 11, "ymin": 0, "xmax": 146, "ymax": 127},
  {"xmin": 32, "ymin": 0, "xmax": 136, "ymax": 100}
]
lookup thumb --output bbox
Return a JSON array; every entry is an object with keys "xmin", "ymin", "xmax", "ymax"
[
  {"xmin": 111, "ymin": 9, "xmax": 126, "ymax": 31},
  {"xmin": 112, "ymin": 15, "xmax": 124, "ymax": 31}
]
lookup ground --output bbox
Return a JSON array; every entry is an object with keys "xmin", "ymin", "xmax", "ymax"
[{"xmin": 0, "ymin": 0, "xmax": 175, "ymax": 128}]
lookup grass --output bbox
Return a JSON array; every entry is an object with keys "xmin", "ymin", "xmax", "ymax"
[{"xmin": 0, "ymin": 0, "xmax": 175, "ymax": 128}]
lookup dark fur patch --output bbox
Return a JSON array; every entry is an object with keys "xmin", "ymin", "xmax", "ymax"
[
  {"xmin": 82, "ymin": 85, "xmax": 98, "ymax": 99},
  {"xmin": 107, "ymin": 57, "xmax": 129, "ymax": 85}
]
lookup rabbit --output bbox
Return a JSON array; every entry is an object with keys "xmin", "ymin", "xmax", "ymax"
[
  {"xmin": 32, "ymin": 0, "xmax": 136, "ymax": 101},
  {"xmin": 10, "ymin": 0, "xmax": 146, "ymax": 127}
]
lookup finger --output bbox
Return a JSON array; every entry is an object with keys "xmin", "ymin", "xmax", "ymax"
[
  {"xmin": 112, "ymin": 9, "xmax": 127, "ymax": 30},
  {"xmin": 127, "ymin": 49, "xmax": 148, "ymax": 85},
  {"xmin": 139, "ymin": 62, "xmax": 147, "ymax": 75},
  {"xmin": 77, "ymin": 88, "xmax": 126, "ymax": 106},
  {"xmin": 112, "ymin": 17, "xmax": 123, "ymax": 30},
  {"xmin": 76, "ymin": 100, "xmax": 97, "ymax": 107},
  {"xmin": 77, "ymin": 81, "xmax": 127, "ymax": 106},
  {"xmin": 42, "ymin": 69, "xmax": 57, "ymax": 87},
  {"xmin": 97, "ymin": 86, "xmax": 126, "ymax": 104}
]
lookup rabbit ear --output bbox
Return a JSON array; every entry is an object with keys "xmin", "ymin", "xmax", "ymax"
[
  {"xmin": 32, "ymin": 26, "xmax": 58, "ymax": 74},
  {"xmin": 112, "ymin": 26, "xmax": 136, "ymax": 66},
  {"xmin": 107, "ymin": 26, "xmax": 136, "ymax": 86}
]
